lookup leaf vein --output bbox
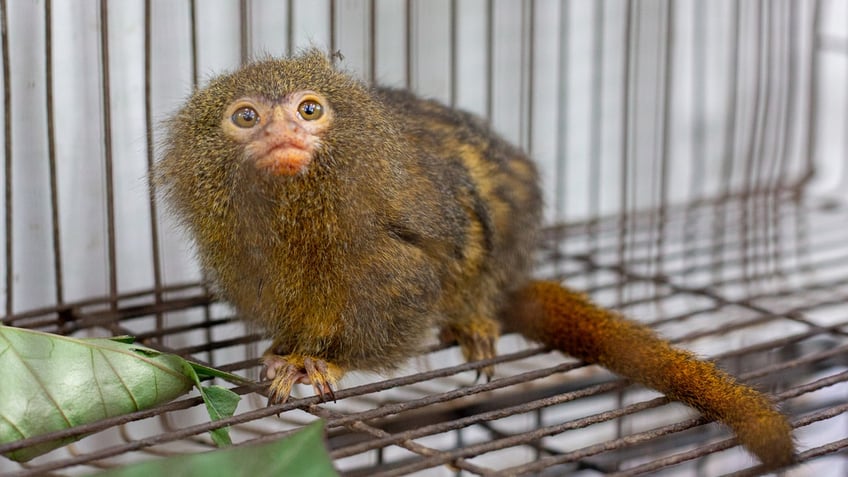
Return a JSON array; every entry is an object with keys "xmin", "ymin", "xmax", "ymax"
[
  {"xmin": 0, "ymin": 330, "xmax": 73, "ymax": 427},
  {"xmin": 97, "ymin": 350, "xmax": 140, "ymax": 412}
]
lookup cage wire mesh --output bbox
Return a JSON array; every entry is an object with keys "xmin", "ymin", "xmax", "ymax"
[{"xmin": 0, "ymin": 0, "xmax": 846, "ymax": 475}]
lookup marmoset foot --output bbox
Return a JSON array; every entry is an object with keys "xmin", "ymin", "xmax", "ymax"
[
  {"xmin": 439, "ymin": 316, "xmax": 500, "ymax": 381},
  {"xmin": 262, "ymin": 354, "xmax": 343, "ymax": 404}
]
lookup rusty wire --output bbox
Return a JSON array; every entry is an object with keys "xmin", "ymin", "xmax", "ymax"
[{"xmin": 2, "ymin": 199, "xmax": 847, "ymax": 475}]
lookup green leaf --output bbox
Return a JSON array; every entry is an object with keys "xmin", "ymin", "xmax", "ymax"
[
  {"xmin": 0, "ymin": 325, "xmax": 244, "ymax": 462},
  {"xmin": 106, "ymin": 336, "xmax": 136, "ymax": 344},
  {"xmin": 200, "ymin": 386, "xmax": 240, "ymax": 447},
  {"xmin": 188, "ymin": 360, "xmax": 253, "ymax": 386},
  {"xmin": 92, "ymin": 420, "xmax": 338, "ymax": 477},
  {"xmin": 182, "ymin": 361, "xmax": 240, "ymax": 447}
]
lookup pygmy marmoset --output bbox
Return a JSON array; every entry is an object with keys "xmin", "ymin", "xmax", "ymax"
[{"xmin": 155, "ymin": 51, "xmax": 795, "ymax": 469}]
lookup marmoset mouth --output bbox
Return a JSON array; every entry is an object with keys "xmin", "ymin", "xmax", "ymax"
[{"xmin": 253, "ymin": 147, "xmax": 312, "ymax": 176}]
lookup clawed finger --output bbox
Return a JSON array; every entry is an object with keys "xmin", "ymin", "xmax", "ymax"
[
  {"xmin": 267, "ymin": 363, "xmax": 302, "ymax": 405},
  {"xmin": 262, "ymin": 354, "xmax": 342, "ymax": 406},
  {"xmin": 304, "ymin": 357, "xmax": 337, "ymax": 402}
]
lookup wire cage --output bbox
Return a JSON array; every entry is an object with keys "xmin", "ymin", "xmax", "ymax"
[{"xmin": 1, "ymin": 0, "xmax": 847, "ymax": 475}]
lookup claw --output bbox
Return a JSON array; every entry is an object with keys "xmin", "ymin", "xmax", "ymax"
[
  {"xmin": 266, "ymin": 363, "xmax": 301, "ymax": 405},
  {"xmin": 304, "ymin": 357, "xmax": 337, "ymax": 403},
  {"xmin": 262, "ymin": 354, "xmax": 343, "ymax": 405}
]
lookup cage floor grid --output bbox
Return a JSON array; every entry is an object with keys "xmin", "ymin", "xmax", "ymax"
[{"xmin": 2, "ymin": 195, "xmax": 847, "ymax": 476}]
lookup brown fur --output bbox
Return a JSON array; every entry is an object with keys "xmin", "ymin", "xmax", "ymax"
[
  {"xmin": 504, "ymin": 281, "xmax": 795, "ymax": 468},
  {"xmin": 156, "ymin": 50, "xmax": 794, "ymax": 468}
]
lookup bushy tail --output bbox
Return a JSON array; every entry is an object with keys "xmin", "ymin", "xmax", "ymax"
[{"xmin": 504, "ymin": 280, "xmax": 795, "ymax": 469}]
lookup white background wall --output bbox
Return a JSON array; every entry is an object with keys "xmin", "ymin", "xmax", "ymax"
[{"xmin": 1, "ymin": 0, "xmax": 841, "ymax": 315}]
